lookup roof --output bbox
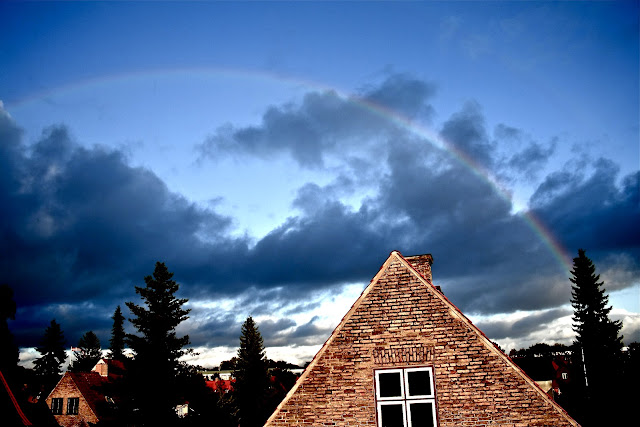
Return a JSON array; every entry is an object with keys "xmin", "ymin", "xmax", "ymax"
[
  {"xmin": 205, "ymin": 379, "xmax": 234, "ymax": 392},
  {"xmin": 266, "ymin": 250, "xmax": 580, "ymax": 426},
  {"xmin": 1, "ymin": 369, "xmax": 32, "ymax": 426},
  {"xmin": 68, "ymin": 372, "xmax": 106, "ymax": 417}
]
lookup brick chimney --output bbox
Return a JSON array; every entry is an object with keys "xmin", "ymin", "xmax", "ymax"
[{"xmin": 404, "ymin": 253, "xmax": 433, "ymax": 284}]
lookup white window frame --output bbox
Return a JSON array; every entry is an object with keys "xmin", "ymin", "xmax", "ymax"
[
  {"xmin": 375, "ymin": 368, "xmax": 405, "ymax": 400},
  {"xmin": 406, "ymin": 399, "xmax": 438, "ymax": 427},
  {"xmin": 374, "ymin": 367, "xmax": 438, "ymax": 427}
]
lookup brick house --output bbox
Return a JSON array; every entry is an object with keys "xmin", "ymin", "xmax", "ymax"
[
  {"xmin": 45, "ymin": 359, "xmax": 121, "ymax": 427},
  {"xmin": 266, "ymin": 251, "xmax": 579, "ymax": 426}
]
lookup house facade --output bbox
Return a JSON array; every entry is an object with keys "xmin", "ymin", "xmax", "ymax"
[
  {"xmin": 45, "ymin": 358, "xmax": 122, "ymax": 427},
  {"xmin": 46, "ymin": 372, "xmax": 103, "ymax": 427},
  {"xmin": 266, "ymin": 251, "xmax": 579, "ymax": 427}
]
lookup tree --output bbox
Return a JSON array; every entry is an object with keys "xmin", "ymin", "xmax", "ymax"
[
  {"xmin": 70, "ymin": 331, "xmax": 102, "ymax": 372},
  {"xmin": 34, "ymin": 319, "xmax": 66, "ymax": 386},
  {"xmin": 569, "ymin": 249, "xmax": 624, "ymax": 425},
  {"xmin": 233, "ymin": 316, "xmax": 270, "ymax": 427},
  {"xmin": 0, "ymin": 284, "xmax": 19, "ymax": 374},
  {"xmin": 109, "ymin": 305, "xmax": 126, "ymax": 360},
  {"xmin": 125, "ymin": 262, "xmax": 191, "ymax": 425}
]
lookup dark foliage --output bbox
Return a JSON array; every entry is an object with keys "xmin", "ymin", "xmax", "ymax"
[
  {"xmin": 234, "ymin": 316, "xmax": 270, "ymax": 427},
  {"xmin": 33, "ymin": 319, "xmax": 66, "ymax": 387},
  {"xmin": 109, "ymin": 305, "xmax": 126, "ymax": 360},
  {"xmin": 0, "ymin": 284, "xmax": 18, "ymax": 374},
  {"xmin": 219, "ymin": 357, "xmax": 237, "ymax": 371},
  {"xmin": 569, "ymin": 249, "xmax": 625, "ymax": 426},
  {"xmin": 70, "ymin": 331, "xmax": 102, "ymax": 372},
  {"xmin": 125, "ymin": 262, "xmax": 191, "ymax": 425}
]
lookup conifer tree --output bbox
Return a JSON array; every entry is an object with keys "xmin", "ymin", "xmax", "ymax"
[
  {"xmin": 109, "ymin": 305, "xmax": 126, "ymax": 360},
  {"xmin": 570, "ymin": 249, "xmax": 623, "ymax": 425},
  {"xmin": 570, "ymin": 249, "xmax": 623, "ymax": 385},
  {"xmin": 34, "ymin": 319, "xmax": 66, "ymax": 385},
  {"xmin": 125, "ymin": 262, "xmax": 190, "ymax": 424},
  {"xmin": 234, "ymin": 316, "xmax": 270, "ymax": 427},
  {"xmin": 70, "ymin": 331, "xmax": 102, "ymax": 372}
]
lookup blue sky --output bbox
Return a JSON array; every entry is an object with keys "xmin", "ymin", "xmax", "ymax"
[{"xmin": 1, "ymin": 1, "xmax": 638, "ymax": 367}]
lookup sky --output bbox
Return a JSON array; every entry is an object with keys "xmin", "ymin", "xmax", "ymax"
[{"xmin": 1, "ymin": 1, "xmax": 638, "ymax": 369}]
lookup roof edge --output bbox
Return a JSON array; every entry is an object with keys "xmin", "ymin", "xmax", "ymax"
[
  {"xmin": 395, "ymin": 252, "xmax": 581, "ymax": 427},
  {"xmin": 265, "ymin": 251, "xmax": 402, "ymax": 425}
]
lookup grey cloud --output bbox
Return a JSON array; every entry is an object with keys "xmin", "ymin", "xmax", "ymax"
[
  {"xmin": 197, "ymin": 73, "xmax": 434, "ymax": 168},
  {"xmin": 531, "ymin": 158, "xmax": 640, "ymax": 258},
  {"xmin": 359, "ymin": 73, "xmax": 436, "ymax": 120},
  {"xmin": 506, "ymin": 140, "xmax": 556, "ymax": 181},
  {"xmin": 266, "ymin": 316, "xmax": 335, "ymax": 347},
  {"xmin": 476, "ymin": 308, "xmax": 572, "ymax": 340},
  {"xmin": 493, "ymin": 124, "xmax": 557, "ymax": 181},
  {"xmin": 440, "ymin": 100, "xmax": 494, "ymax": 170},
  {"xmin": 3, "ymin": 74, "xmax": 639, "ymax": 353}
]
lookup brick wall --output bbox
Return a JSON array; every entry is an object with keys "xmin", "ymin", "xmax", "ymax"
[
  {"xmin": 266, "ymin": 252, "xmax": 578, "ymax": 426},
  {"xmin": 46, "ymin": 373, "xmax": 99, "ymax": 427}
]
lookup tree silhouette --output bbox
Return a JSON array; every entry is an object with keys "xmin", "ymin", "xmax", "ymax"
[
  {"xmin": 0, "ymin": 284, "xmax": 18, "ymax": 374},
  {"xmin": 109, "ymin": 305, "xmax": 126, "ymax": 360},
  {"xmin": 125, "ymin": 262, "xmax": 190, "ymax": 425},
  {"xmin": 70, "ymin": 331, "xmax": 102, "ymax": 372},
  {"xmin": 570, "ymin": 249, "xmax": 623, "ymax": 425},
  {"xmin": 234, "ymin": 316, "xmax": 270, "ymax": 427},
  {"xmin": 34, "ymin": 319, "xmax": 66, "ymax": 386}
]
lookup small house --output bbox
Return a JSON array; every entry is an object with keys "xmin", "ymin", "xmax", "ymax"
[{"xmin": 45, "ymin": 359, "xmax": 122, "ymax": 427}]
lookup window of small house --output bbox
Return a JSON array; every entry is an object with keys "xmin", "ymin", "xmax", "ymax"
[
  {"xmin": 67, "ymin": 397, "xmax": 79, "ymax": 415},
  {"xmin": 51, "ymin": 398, "xmax": 63, "ymax": 415},
  {"xmin": 375, "ymin": 367, "xmax": 438, "ymax": 427}
]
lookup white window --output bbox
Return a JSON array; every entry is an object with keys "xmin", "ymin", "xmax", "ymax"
[{"xmin": 375, "ymin": 367, "xmax": 438, "ymax": 427}]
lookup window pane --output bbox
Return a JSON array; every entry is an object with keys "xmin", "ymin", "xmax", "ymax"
[
  {"xmin": 407, "ymin": 370, "xmax": 431, "ymax": 396},
  {"xmin": 409, "ymin": 402, "xmax": 434, "ymax": 427},
  {"xmin": 379, "ymin": 372, "xmax": 403, "ymax": 398},
  {"xmin": 67, "ymin": 397, "xmax": 79, "ymax": 415},
  {"xmin": 51, "ymin": 398, "xmax": 63, "ymax": 415},
  {"xmin": 380, "ymin": 403, "xmax": 405, "ymax": 427}
]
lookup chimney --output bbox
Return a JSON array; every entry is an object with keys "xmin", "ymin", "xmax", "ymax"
[{"xmin": 404, "ymin": 254, "xmax": 434, "ymax": 284}]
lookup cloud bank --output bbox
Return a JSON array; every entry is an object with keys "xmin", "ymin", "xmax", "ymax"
[{"xmin": 2, "ymin": 74, "xmax": 638, "ymax": 359}]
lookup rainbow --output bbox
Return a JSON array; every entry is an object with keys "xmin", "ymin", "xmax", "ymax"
[{"xmin": 4, "ymin": 67, "xmax": 573, "ymax": 272}]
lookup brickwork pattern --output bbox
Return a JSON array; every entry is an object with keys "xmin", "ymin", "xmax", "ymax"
[
  {"xmin": 266, "ymin": 253, "xmax": 578, "ymax": 426},
  {"xmin": 46, "ymin": 372, "xmax": 100, "ymax": 427}
]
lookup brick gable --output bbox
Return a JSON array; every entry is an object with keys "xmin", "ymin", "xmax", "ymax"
[
  {"xmin": 266, "ymin": 251, "xmax": 579, "ymax": 426},
  {"xmin": 46, "ymin": 372, "xmax": 101, "ymax": 427}
]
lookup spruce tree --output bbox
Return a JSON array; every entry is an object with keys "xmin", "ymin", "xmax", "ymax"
[
  {"xmin": 70, "ymin": 331, "xmax": 102, "ymax": 372},
  {"xmin": 570, "ymin": 249, "xmax": 623, "ymax": 424},
  {"xmin": 34, "ymin": 319, "xmax": 66, "ymax": 386},
  {"xmin": 109, "ymin": 305, "xmax": 126, "ymax": 360},
  {"xmin": 234, "ymin": 316, "xmax": 270, "ymax": 427},
  {"xmin": 125, "ymin": 262, "xmax": 190, "ymax": 425}
]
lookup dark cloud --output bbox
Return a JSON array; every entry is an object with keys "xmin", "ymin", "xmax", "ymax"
[
  {"xmin": 476, "ymin": 308, "xmax": 571, "ymax": 340},
  {"xmin": 440, "ymin": 100, "xmax": 494, "ymax": 170},
  {"xmin": 493, "ymin": 124, "xmax": 557, "ymax": 182},
  {"xmin": 531, "ymin": 158, "xmax": 640, "ymax": 260},
  {"xmin": 197, "ymin": 73, "xmax": 435, "ymax": 168},
  {"xmin": 2, "ymin": 74, "xmax": 638, "ymax": 354},
  {"xmin": 359, "ymin": 73, "xmax": 436, "ymax": 120}
]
